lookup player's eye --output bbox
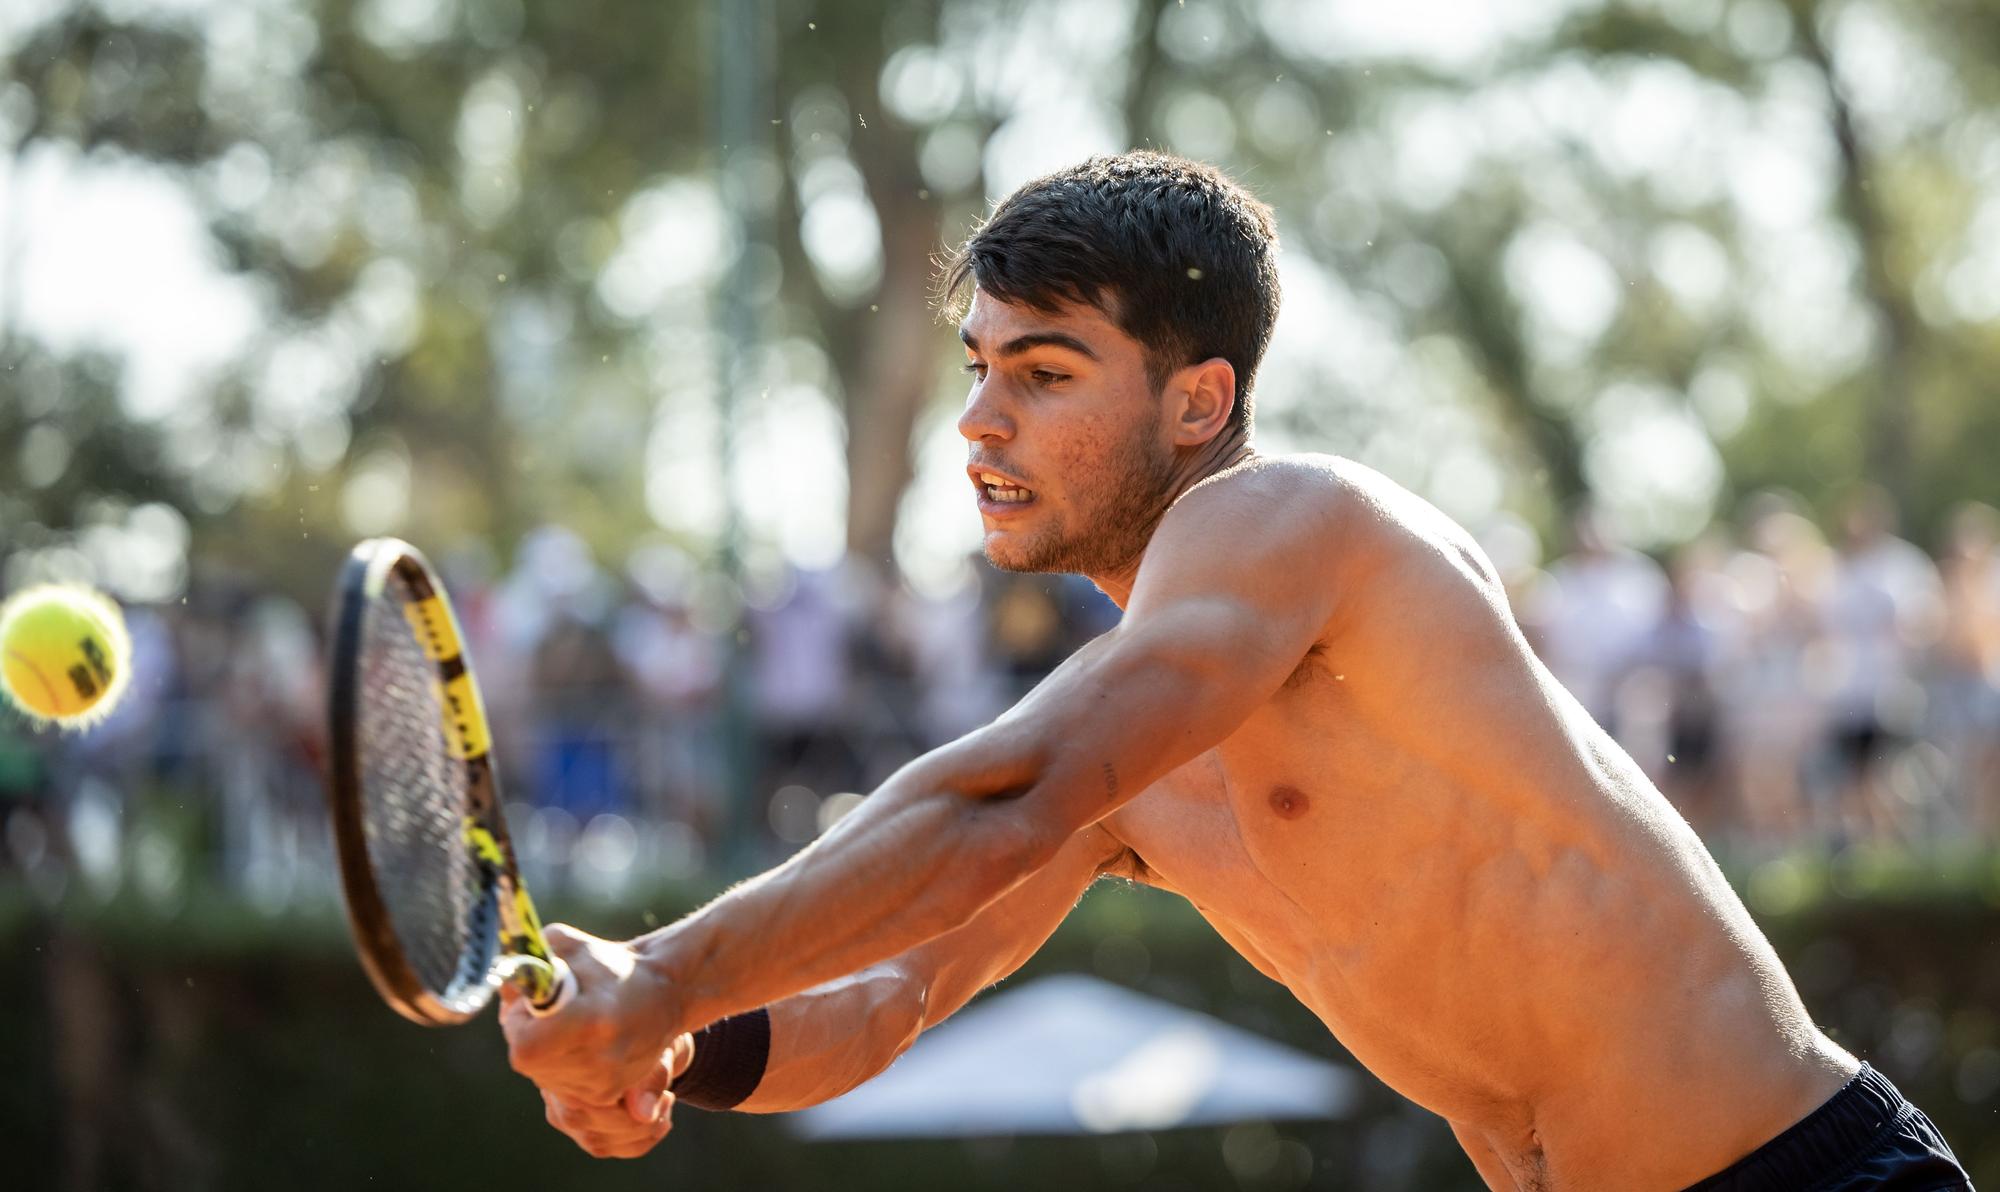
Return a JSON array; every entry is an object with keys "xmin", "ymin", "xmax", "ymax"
[
  {"xmin": 962, "ymin": 361, "xmax": 987, "ymax": 379},
  {"xmin": 1029, "ymin": 369, "xmax": 1068, "ymax": 387}
]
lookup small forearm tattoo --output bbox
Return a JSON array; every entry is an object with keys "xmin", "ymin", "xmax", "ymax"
[{"xmin": 1102, "ymin": 761, "xmax": 1119, "ymax": 800}]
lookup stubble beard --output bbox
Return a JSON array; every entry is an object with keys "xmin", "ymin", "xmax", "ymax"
[{"xmin": 983, "ymin": 427, "xmax": 1180, "ymax": 577}]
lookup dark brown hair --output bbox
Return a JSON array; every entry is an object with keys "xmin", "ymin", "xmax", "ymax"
[{"xmin": 941, "ymin": 151, "xmax": 1281, "ymax": 434}]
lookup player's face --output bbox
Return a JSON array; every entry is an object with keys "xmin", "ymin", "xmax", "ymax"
[{"xmin": 956, "ymin": 290, "xmax": 1179, "ymax": 577}]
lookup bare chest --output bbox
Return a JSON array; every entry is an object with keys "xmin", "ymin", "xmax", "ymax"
[
  {"xmin": 1095, "ymin": 671, "xmax": 1508, "ymax": 1031},
  {"xmin": 1097, "ymin": 702, "xmax": 1398, "ymax": 978},
  {"xmin": 1107, "ymin": 672, "xmax": 1421, "ymax": 875}
]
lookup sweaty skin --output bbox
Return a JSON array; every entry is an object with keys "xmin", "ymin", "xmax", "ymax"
[{"xmin": 503, "ymin": 298, "xmax": 1855, "ymax": 1188}]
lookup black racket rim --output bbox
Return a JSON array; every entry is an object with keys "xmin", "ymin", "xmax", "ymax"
[{"xmin": 326, "ymin": 537, "xmax": 496, "ymax": 1027}]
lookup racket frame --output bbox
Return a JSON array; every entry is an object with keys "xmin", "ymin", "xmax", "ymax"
[{"xmin": 327, "ymin": 537, "xmax": 566, "ymax": 1026}]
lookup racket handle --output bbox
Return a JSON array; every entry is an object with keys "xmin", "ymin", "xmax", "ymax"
[{"xmin": 529, "ymin": 955, "xmax": 576, "ymax": 1018}]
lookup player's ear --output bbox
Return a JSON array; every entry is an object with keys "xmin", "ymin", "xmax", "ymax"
[{"xmin": 1168, "ymin": 357, "xmax": 1237, "ymax": 447}]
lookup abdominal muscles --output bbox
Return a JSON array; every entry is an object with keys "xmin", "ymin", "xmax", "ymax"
[{"xmin": 1220, "ymin": 752, "xmax": 1821, "ymax": 1177}]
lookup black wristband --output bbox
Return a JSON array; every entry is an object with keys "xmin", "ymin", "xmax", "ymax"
[{"xmin": 670, "ymin": 1008, "xmax": 771, "ymax": 1111}]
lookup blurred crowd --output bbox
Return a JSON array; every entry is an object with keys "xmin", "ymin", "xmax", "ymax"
[
  {"xmin": 2, "ymin": 490, "xmax": 1998, "ymax": 909},
  {"xmin": 1505, "ymin": 491, "xmax": 2000, "ymax": 856},
  {"xmin": 0, "ymin": 527, "xmax": 1120, "ymax": 906}
]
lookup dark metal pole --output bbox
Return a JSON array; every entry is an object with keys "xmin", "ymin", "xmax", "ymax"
[{"xmin": 711, "ymin": 0, "xmax": 771, "ymax": 874}]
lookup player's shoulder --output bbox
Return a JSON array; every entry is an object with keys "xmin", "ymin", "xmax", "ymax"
[
  {"xmin": 1185, "ymin": 452, "xmax": 1506, "ymax": 597},
  {"xmin": 1167, "ymin": 453, "xmax": 1465, "ymax": 557},
  {"xmin": 1136, "ymin": 456, "xmax": 1350, "ymax": 595},
  {"xmin": 1162, "ymin": 451, "xmax": 1352, "ymax": 536}
]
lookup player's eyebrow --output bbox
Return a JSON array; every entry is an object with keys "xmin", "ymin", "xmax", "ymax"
[{"xmin": 958, "ymin": 326, "xmax": 1101, "ymax": 362}]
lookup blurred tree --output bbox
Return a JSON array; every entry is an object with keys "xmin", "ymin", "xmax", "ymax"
[
  {"xmin": 0, "ymin": 349, "xmax": 200, "ymax": 547},
  {"xmin": 774, "ymin": 2, "xmax": 946, "ymax": 570},
  {"xmin": 1532, "ymin": 0, "xmax": 2000, "ymax": 535},
  {"xmin": 3, "ymin": 0, "xmax": 1997, "ymax": 581}
]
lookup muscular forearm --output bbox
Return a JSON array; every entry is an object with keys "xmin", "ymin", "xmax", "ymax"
[
  {"xmin": 728, "ymin": 963, "xmax": 925, "ymax": 1113},
  {"xmin": 640, "ymin": 624, "xmax": 1232, "ymax": 1036},
  {"xmin": 688, "ymin": 824, "xmax": 1123, "ymax": 1115},
  {"xmin": 640, "ymin": 752, "xmax": 1046, "ymax": 1033}
]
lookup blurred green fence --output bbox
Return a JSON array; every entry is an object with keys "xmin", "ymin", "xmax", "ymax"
[{"xmin": 3, "ymin": 872, "xmax": 1997, "ymax": 1191}]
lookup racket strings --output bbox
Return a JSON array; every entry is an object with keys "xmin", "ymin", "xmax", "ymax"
[{"xmin": 356, "ymin": 570, "xmax": 491, "ymax": 1007}]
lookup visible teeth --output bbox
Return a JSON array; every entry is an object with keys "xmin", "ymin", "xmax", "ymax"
[{"xmin": 978, "ymin": 472, "xmax": 1033, "ymax": 503}]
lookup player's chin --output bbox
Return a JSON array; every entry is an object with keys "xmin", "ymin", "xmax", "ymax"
[{"xmin": 980, "ymin": 532, "xmax": 1053, "ymax": 574}]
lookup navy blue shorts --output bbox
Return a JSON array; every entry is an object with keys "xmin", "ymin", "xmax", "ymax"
[{"xmin": 1682, "ymin": 1064, "xmax": 1971, "ymax": 1191}]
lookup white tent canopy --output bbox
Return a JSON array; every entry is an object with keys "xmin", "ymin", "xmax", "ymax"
[{"xmin": 791, "ymin": 974, "xmax": 1358, "ymax": 1140}]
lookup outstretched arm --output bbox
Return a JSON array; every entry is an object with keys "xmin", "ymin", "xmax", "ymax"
[
  {"xmin": 507, "ymin": 464, "xmax": 1342, "ymax": 1109},
  {"xmin": 739, "ymin": 823, "xmax": 1124, "ymax": 1112},
  {"xmin": 515, "ymin": 826, "xmax": 1125, "ymax": 1156}
]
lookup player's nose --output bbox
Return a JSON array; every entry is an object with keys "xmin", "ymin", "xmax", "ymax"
[{"xmin": 957, "ymin": 387, "xmax": 1015, "ymax": 443}]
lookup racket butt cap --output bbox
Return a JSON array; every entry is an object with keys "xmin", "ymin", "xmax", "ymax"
[{"xmin": 529, "ymin": 956, "xmax": 576, "ymax": 1018}]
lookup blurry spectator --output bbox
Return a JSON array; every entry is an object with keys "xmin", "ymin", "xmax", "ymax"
[
  {"xmin": 1624, "ymin": 539, "xmax": 1733, "ymax": 840},
  {"xmin": 531, "ymin": 611, "xmax": 630, "ymax": 820},
  {"xmin": 986, "ymin": 569, "xmax": 1069, "ymax": 688},
  {"xmin": 510, "ymin": 528, "xmax": 631, "ymax": 820},
  {"xmin": 211, "ymin": 587, "xmax": 327, "ymax": 906},
  {"xmin": 842, "ymin": 561, "xmax": 933, "ymax": 789},
  {"xmin": 886, "ymin": 559, "xmax": 1008, "ymax": 748},
  {"xmin": 748, "ymin": 562, "xmax": 862, "ymax": 800},
  {"xmin": 1526, "ymin": 507, "xmax": 1669, "ymax": 734},
  {"xmin": 1716, "ymin": 496, "xmax": 1832, "ymax": 848},
  {"xmin": 1933, "ymin": 502, "xmax": 2000, "ymax": 834},
  {"xmin": 491, "ymin": 525, "xmax": 618, "ymax": 679},
  {"xmin": 1817, "ymin": 488, "xmax": 1944, "ymax": 845},
  {"xmin": 613, "ymin": 546, "xmax": 727, "ymax": 839}
]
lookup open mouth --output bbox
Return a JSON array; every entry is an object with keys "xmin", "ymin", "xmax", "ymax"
[{"xmin": 977, "ymin": 471, "xmax": 1035, "ymax": 504}]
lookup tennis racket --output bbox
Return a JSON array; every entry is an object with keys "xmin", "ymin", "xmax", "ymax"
[{"xmin": 325, "ymin": 537, "xmax": 575, "ymax": 1026}]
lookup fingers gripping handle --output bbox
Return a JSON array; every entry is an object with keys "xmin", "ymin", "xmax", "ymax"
[{"xmin": 529, "ymin": 955, "xmax": 576, "ymax": 1017}]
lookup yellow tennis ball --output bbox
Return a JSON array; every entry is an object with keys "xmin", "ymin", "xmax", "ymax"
[{"xmin": 0, "ymin": 584, "xmax": 132, "ymax": 730}]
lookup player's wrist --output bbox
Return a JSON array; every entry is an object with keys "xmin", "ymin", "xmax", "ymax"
[
  {"xmin": 632, "ymin": 924, "xmax": 772, "ymax": 1111},
  {"xmin": 635, "ymin": 920, "xmax": 724, "ymax": 1032}
]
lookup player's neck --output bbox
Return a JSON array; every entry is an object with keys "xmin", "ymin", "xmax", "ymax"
[{"xmin": 1088, "ymin": 432, "xmax": 1256, "ymax": 608}]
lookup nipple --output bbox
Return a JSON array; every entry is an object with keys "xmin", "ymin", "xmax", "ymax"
[{"xmin": 1268, "ymin": 785, "xmax": 1311, "ymax": 820}]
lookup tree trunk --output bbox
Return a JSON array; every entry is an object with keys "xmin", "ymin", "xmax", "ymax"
[
  {"xmin": 842, "ymin": 203, "xmax": 946, "ymax": 569},
  {"xmin": 1792, "ymin": 2, "xmax": 1918, "ymax": 511}
]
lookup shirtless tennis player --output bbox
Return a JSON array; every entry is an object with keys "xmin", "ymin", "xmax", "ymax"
[{"xmin": 501, "ymin": 153, "xmax": 1969, "ymax": 1190}]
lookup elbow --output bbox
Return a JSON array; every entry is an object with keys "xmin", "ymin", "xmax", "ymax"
[
  {"xmin": 920, "ymin": 802, "xmax": 1059, "ymax": 939},
  {"xmin": 978, "ymin": 801, "xmax": 1066, "ymax": 885},
  {"xmin": 882, "ymin": 965, "xmax": 929, "ymax": 1052},
  {"xmin": 838, "ymin": 965, "xmax": 928, "ymax": 1095},
  {"xmin": 846, "ymin": 964, "xmax": 928, "ymax": 1074}
]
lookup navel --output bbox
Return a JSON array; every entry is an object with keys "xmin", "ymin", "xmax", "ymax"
[{"xmin": 1267, "ymin": 784, "xmax": 1311, "ymax": 820}]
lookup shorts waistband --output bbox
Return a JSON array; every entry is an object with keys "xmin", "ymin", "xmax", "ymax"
[{"xmin": 1682, "ymin": 1064, "xmax": 1909, "ymax": 1192}]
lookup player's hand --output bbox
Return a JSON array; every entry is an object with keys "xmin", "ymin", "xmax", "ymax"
[
  {"xmin": 500, "ymin": 923, "xmax": 690, "ymax": 1114},
  {"xmin": 540, "ymin": 1087, "xmax": 674, "ymax": 1159},
  {"xmin": 534, "ymin": 1031, "xmax": 696, "ymax": 1158}
]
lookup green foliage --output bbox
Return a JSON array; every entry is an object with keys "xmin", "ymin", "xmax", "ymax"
[
  {"xmin": 6, "ymin": 0, "xmax": 1999, "ymax": 566},
  {"xmin": 4, "ymin": 877, "xmax": 1998, "ymax": 1190},
  {"xmin": 0, "ymin": 350, "xmax": 190, "ymax": 540}
]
